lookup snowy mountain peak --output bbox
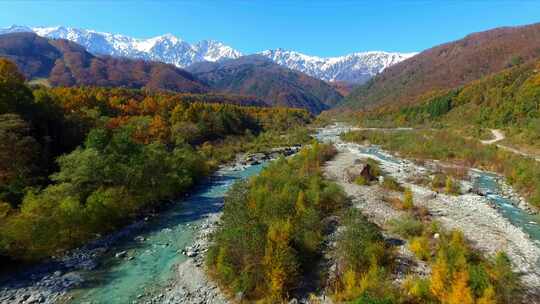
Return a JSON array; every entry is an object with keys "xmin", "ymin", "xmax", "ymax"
[{"xmin": 0, "ymin": 25, "xmax": 416, "ymax": 83}]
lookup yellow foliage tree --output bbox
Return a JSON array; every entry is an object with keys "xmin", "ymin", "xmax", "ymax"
[
  {"xmin": 0, "ymin": 59, "xmax": 25, "ymax": 84},
  {"xmin": 476, "ymin": 286, "xmax": 496, "ymax": 304},
  {"xmin": 447, "ymin": 270, "xmax": 474, "ymax": 304},
  {"xmin": 264, "ymin": 220, "xmax": 295, "ymax": 301},
  {"xmin": 0, "ymin": 201, "xmax": 12, "ymax": 219},
  {"xmin": 295, "ymin": 190, "xmax": 306, "ymax": 214},
  {"xmin": 343, "ymin": 268, "xmax": 359, "ymax": 299},
  {"xmin": 409, "ymin": 236, "xmax": 430, "ymax": 261},
  {"xmin": 445, "ymin": 176, "xmax": 458, "ymax": 194},
  {"xmin": 430, "ymin": 252, "xmax": 449, "ymax": 300},
  {"xmin": 403, "ymin": 187, "xmax": 414, "ymax": 210}
]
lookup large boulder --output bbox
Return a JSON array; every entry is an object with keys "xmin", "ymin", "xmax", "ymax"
[{"xmin": 344, "ymin": 162, "xmax": 373, "ymax": 183}]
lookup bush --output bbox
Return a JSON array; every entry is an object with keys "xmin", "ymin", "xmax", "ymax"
[
  {"xmin": 445, "ymin": 176, "xmax": 460, "ymax": 195},
  {"xmin": 409, "ymin": 236, "xmax": 431, "ymax": 261},
  {"xmin": 355, "ymin": 176, "xmax": 368, "ymax": 185},
  {"xmin": 365, "ymin": 158, "xmax": 382, "ymax": 178},
  {"xmin": 382, "ymin": 176, "xmax": 403, "ymax": 192},
  {"xmin": 388, "ymin": 215, "xmax": 424, "ymax": 238},
  {"xmin": 431, "ymin": 173, "xmax": 446, "ymax": 190},
  {"xmin": 403, "ymin": 188, "xmax": 414, "ymax": 210},
  {"xmin": 403, "ymin": 275, "xmax": 433, "ymax": 302}
]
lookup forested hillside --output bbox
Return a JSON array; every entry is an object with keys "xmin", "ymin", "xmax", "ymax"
[
  {"xmin": 357, "ymin": 60, "xmax": 540, "ymax": 147},
  {"xmin": 343, "ymin": 22, "xmax": 540, "ymax": 109},
  {"xmin": 187, "ymin": 55, "xmax": 344, "ymax": 113},
  {"xmin": 0, "ymin": 58, "xmax": 312, "ymax": 262}
]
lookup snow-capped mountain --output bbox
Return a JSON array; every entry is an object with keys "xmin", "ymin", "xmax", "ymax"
[
  {"xmin": 0, "ymin": 25, "xmax": 242, "ymax": 68},
  {"xmin": 259, "ymin": 49, "xmax": 416, "ymax": 83},
  {"xmin": 0, "ymin": 25, "xmax": 416, "ymax": 83}
]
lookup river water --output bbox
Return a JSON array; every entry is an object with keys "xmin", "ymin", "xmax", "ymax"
[
  {"xmin": 65, "ymin": 164, "xmax": 266, "ymax": 304},
  {"xmin": 473, "ymin": 173, "xmax": 540, "ymax": 243}
]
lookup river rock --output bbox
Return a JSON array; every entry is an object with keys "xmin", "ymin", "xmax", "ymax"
[
  {"xmin": 115, "ymin": 251, "xmax": 127, "ymax": 258},
  {"xmin": 344, "ymin": 162, "xmax": 373, "ymax": 182}
]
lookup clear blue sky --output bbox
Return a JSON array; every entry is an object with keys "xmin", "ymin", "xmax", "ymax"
[{"xmin": 1, "ymin": 0, "xmax": 539, "ymax": 56}]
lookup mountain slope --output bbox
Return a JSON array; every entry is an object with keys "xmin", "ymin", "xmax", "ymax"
[
  {"xmin": 0, "ymin": 25, "xmax": 412, "ymax": 84},
  {"xmin": 0, "ymin": 32, "xmax": 209, "ymax": 93},
  {"xmin": 187, "ymin": 55, "xmax": 343, "ymax": 113},
  {"xmin": 344, "ymin": 22, "xmax": 540, "ymax": 109}
]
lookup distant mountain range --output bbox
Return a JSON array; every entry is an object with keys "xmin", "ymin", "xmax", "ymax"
[
  {"xmin": 260, "ymin": 49, "xmax": 415, "ymax": 83},
  {"xmin": 0, "ymin": 32, "xmax": 342, "ymax": 113},
  {"xmin": 0, "ymin": 25, "xmax": 415, "ymax": 84}
]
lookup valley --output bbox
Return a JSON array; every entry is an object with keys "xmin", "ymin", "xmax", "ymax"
[
  {"xmin": 1, "ymin": 5, "xmax": 540, "ymax": 303},
  {"xmin": 0, "ymin": 116, "xmax": 539, "ymax": 303}
]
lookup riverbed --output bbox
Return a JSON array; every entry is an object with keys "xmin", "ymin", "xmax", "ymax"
[
  {"xmin": 318, "ymin": 124, "xmax": 540, "ymax": 298},
  {"xmin": 0, "ymin": 163, "xmax": 266, "ymax": 304}
]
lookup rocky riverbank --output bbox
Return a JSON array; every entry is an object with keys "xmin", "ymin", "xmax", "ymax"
[
  {"xmin": 143, "ymin": 213, "xmax": 228, "ymax": 304},
  {"xmin": 0, "ymin": 219, "xmax": 149, "ymax": 304},
  {"xmin": 328, "ymin": 141, "xmax": 540, "ymax": 301},
  {"xmin": 323, "ymin": 152, "xmax": 431, "ymax": 285}
]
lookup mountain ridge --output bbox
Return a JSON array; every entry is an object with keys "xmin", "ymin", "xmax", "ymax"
[
  {"xmin": 187, "ymin": 55, "xmax": 344, "ymax": 114},
  {"xmin": 342, "ymin": 22, "xmax": 540, "ymax": 109},
  {"xmin": 0, "ymin": 25, "xmax": 414, "ymax": 84}
]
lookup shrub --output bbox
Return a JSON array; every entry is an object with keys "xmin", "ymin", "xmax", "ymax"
[
  {"xmin": 388, "ymin": 215, "xmax": 424, "ymax": 238},
  {"xmin": 365, "ymin": 158, "xmax": 382, "ymax": 178},
  {"xmin": 382, "ymin": 176, "xmax": 403, "ymax": 192},
  {"xmin": 355, "ymin": 176, "xmax": 368, "ymax": 185},
  {"xmin": 491, "ymin": 252, "xmax": 520, "ymax": 303},
  {"xmin": 409, "ymin": 236, "xmax": 431, "ymax": 261},
  {"xmin": 403, "ymin": 275, "xmax": 433, "ymax": 302},
  {"xmin": 431, "ymin": 173, "xmax": 446, "ymax": 190},
  {"xmin": 333, "ymin": 209, "xmax": 396, "ymax": 302},
  {"xmin": 445, "ymin": 176, "xmax": 460, "ymax": 195},
  {"xmin": 403, "ymin": 188, "xmax": 414, "ymax": 210}
]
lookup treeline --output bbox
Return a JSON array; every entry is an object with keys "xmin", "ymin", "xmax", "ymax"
[
  {"xmin": 0, "ymin": 58, "xmax": 312, "ymax": 261},
  {"xmin": 358, "ymin": 60, "xmax": 540, "ymax": 147},
  {"xmin": 342, "ymin": 129, "xmax": 540, "ymax": 208},
  {"xmin": 206, "ymin": 143, "xmax": 347, "ymax": 302}
]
